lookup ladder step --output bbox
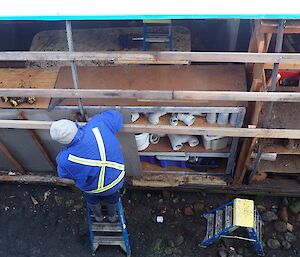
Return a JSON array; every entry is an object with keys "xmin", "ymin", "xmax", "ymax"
[
  {"xmin": 92, "ymin": 222, "xmax": 122, "ymax": 232},
  {"xmin": 204, "ymin": 213, "xmax": 215, "ymax": 239},
  {"xmin": 93, "ymin": 235, "xmax": 124, "ymax": 246},
  {"xmin": 215, "ymin": 210, "xmax": 223, "ymax": 235},
  {"xmin": 225, "ymin": 205, "xmax": 233, "ymax": 228}
]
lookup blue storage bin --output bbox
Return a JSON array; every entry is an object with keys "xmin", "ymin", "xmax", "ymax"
[
  {"xmin": 140, "ymin": 155, "xmax": 156, "ymax": 164},
  {"xmin": 158, "ymin": 159, "xmax": 187, "ymax": 168}
]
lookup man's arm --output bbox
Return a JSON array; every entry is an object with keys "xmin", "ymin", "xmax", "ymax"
[
  {"xmin": 91, "ymin": 110, "xmax": 123, "ymax": 134},
  {"xmin": 57, "ymin": 165, "xmax": 72, "ymax": 179},
  {"xmin": 56, "ymin": 154, "xmax": 72, "ymax": 179}
]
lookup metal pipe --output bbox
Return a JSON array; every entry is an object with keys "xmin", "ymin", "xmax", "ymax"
[
  {"xmin": 249, "ymin": 20, "xmax": 286, "ymax": 181},
  {"xmin": 65, "ymin": 20, "xmax": 85, "ymax": 118}
]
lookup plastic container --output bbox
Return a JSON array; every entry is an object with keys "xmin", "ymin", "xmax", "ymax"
[
  {"xmin": 217, "ymin": 113, "xmax": 229, "ymax": 125},
  {"xmin": 140, "ymin": 155, "xmax": 157, "ymax": 164},
  {"xmin": 206, "ymin": 113, "xmax": 217, "ymax": 124},
  {"xmin": 156, "ymin": 155, "xmax": 188, "ymax": 168},
  {"xmin": 230, "ymin": 113, "xmax": 238, "ymax": 126},
  {"xmin": 202, "ymin": 135, "xmax": 229, "ymax": 150}
]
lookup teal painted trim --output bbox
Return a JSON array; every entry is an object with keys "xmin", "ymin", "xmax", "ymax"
[{"xmin": 0, "ymin": 14, "xmax": 300, "ymax": 21}]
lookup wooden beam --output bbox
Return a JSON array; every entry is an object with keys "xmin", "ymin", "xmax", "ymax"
[
  {"xmin": 1, "ymin": 51, "xmax": 300, "ymax": 65},
  {"xmin": 260, "ymin": 20, "xmax": 300, "ymax": 34},
  {"xmin": 1, "ymin": 172, "xmax": 299, "ymax": 196},
  {"xmin": 0, "ymin": 120, "xmax": 299, "ymax": 139},
  {"xmin": 0, "ymin": 174, "xmax": 73, "ymax": 186},
  {"xmin": 264, "ymin": 63, "xmax": 300, "ymax": 70},
  {"xmin": 0, "ymin": 88, "xmax": 172, "ymax": 100},
  {"xmin": 173, "ymin": 91, "xmax": 300, "ymax": 102},
  {"xmin": 1, "ymin": 88, "xmax": 300, "ymax": 102},
  {"xmin": 0, "ymin": 141, "xmax": 26, "ymax": 174},
  {"xmin": 19, "ymin": 112, "xmax": 56, "ymax": 171},
  {"xmin": 129, "ymin": 175, "xmax": 300, "ymax": 196}
]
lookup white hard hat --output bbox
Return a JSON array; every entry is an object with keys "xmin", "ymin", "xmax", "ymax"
[{"xmin": 50, "ymin": 119, "xmax": 78, "ymax": 145}]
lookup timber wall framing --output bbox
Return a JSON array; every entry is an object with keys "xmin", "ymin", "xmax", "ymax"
[{"xmin": 0, "ymin": 19, "xmax": 300, "ymax": 194}]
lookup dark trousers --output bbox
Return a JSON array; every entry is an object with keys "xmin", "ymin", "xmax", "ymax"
[{"xmin": 83, "ymin": 190, "xmax": 120, "ymax": 205}]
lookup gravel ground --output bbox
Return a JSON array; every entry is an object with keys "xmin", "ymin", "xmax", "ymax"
[{"xmin": 0, "ymin": 184, "xmax": 299, "ymax": 257}]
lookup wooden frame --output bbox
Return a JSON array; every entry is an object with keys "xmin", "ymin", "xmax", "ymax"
[
  {"xmin": 0, "ymin": 120, "xmax": 299, "ymax": 139},
  {"xmin": 1, "ymin": 51, "xmax": 300, "ymax": 67},
  {"xmin": 1, "ymin": 88, "xmax": 300, "ymax": 102}
]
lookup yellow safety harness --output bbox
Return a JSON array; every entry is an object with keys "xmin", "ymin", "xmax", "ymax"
[{"xmin": 68, "ymin": 127, "xmax": 125, "ymax": 193}]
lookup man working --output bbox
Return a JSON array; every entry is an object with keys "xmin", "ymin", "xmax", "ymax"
[{"xmin": 50, "ymin": 110, "xmax": 125, "ymax": 223}]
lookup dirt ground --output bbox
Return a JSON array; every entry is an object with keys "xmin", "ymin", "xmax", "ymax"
[{"xmin": 0, "ymin": 184, "xmax": 299, "ymax": 257}]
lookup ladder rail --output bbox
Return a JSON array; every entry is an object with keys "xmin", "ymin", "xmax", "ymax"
[
  {"xmin": 117, "ymin": 198, "xmax": 131, "ymax": 257},
  {"xmin": 200, "ymin": 199, "xmax": 265, "ymax": 256},
  {"xmin": 87, "ymin": 206, "xmax": 96, "ymax": 255},
  {"xmin": 86, "ymin": 197, "xmax": 131, "ymax": 256}
]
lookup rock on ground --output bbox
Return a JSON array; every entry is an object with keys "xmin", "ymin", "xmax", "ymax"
[
  {"xmin": 274, "ymin": 221, "xmax": 287, "ymax": 233},
  {"xmin": 267, "ymin": 238, "xmax": 281, "ymax": 249},
  {"xmin": 262, "ymin": 211, "xmax": 278, "ymax": 222}
]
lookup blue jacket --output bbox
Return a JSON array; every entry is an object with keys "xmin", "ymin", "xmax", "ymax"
[{"xmin": 56, "ymin": 110, "xmax": 124, "ymax": 194}]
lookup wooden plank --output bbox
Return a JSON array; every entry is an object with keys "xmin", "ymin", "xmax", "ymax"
[
  {"xmin": 0, "ymin": 172, "xmax": 298, "ymax": 196},
  {"xmin": 129, "ymin": 176, "xmax": 300, "ymax": 196},
  {"xmin": 0, "ymin": 173, "xmax": 73, "ymax": 186},
  {"xmin": 0, "ymin": 68, "xmax": 58, "ymax": 109},
  {"xmin": 1, "ymin": 51, "xmax": 300, "ymax": 65},
  {"xmin": 260, "ymin": 20, "xmax": 300, "ymax": 34},
  {"xmin": 264, "ymin": 139, "xmax": 300, "ymax": 155},
  {"xmin": 55, "ymin": 65, "xmax": 247, "ymax": 107},
  {"xmin": 0, "ymin": 120, "xmax": 299, "ymax": 139},
  {"xmin": 264, "ymin": 63, "xmax": 300, "ymax": 69},
  {"xmin": 133, "ymin": 168, "xmax": 227, "ymax": 187},
  {"xmin": 173, "ymin": 91, "xmax": 300, "ymax": 102},
  {"xmin": 258, "ymin": 155, "xmax": 300, "ymax": 174},
  {"xmin": 0, "ymin": 141, "xmax": 25, "ymax": 173},
  {"xmin": 125, "ymin": 124, "xmax": 300, "ymax": 139},
  {"xmin": 1, "ymin": 88, "xmax": 300, "ymax": 102}
]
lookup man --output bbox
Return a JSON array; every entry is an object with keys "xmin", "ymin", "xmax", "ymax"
[{"xmin": 50, "ymin": 110, "xmax": 125, "ymax": 223}]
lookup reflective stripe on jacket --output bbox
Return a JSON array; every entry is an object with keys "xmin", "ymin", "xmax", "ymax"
[{"xmin": 56, "ymin": 110, "xmax": 125, "ymax": 193}]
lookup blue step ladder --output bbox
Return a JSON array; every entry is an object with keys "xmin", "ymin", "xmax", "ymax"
[
  {"xmin": 142, "ymin": 19, "xmax": 173, "ymax": 51},
  {"xmin": 87, "ymin": 198, "xmax": 131, "ymax": 256},
  {"xmin": 200, "ymin": 198, "xmax": 264, "ymax": 256}
]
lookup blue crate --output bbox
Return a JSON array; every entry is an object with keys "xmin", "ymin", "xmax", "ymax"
[
  {"xmin": 158, "ymin": 159, "xmax": 187, "ymax": 168},
  {"xmin": 140, "ymin": 155, "xmax": 156, "ymax": 164}
]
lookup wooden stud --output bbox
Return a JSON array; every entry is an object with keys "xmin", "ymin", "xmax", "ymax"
[
  {"xmin": 19, "ymin": 112, "xmax": 56, "ymax": 171},
  {"xmin": 0, "ymin": 120, "xmax": 299, "ymax": 139},
  {"xmin": 1, "ymin": 88, "xmax": 300, "ymax": 102},
  {"xmin": 0, "ymin": 51, "xmax": 300, "ymax": 66},
  {"xmin": 0, "ymin": 141, "xmax": 26, "ymax": 174},
  {"xmin": 0, "ymin": 173, "xmax": 73, "ymax": 186}
]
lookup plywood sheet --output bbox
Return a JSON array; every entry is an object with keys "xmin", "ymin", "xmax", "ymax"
[
  {"xmin": 55, "ymin": 65, "xmax": 247, "ymax": 107},
  {"xmin": 259, "ymin": 155, "xmax": 300, "ymax": 174},
  {"xmin": 29, "ymin": 26, "xmax": 191, "ymax": 68},
  {"xmin": 0, "ymin": 68, "xmax": 58, "ymax": 109}
]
